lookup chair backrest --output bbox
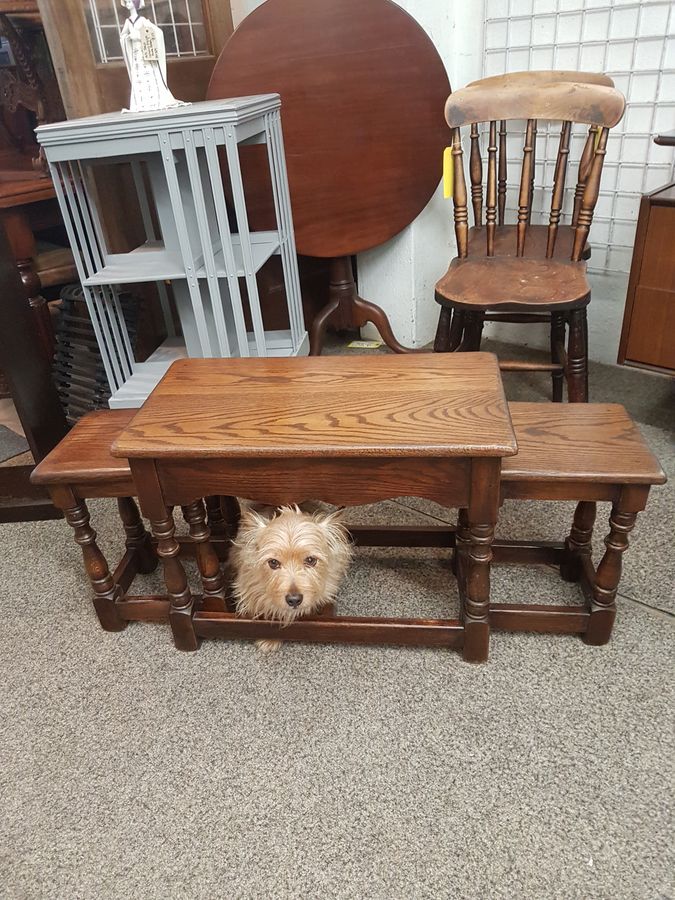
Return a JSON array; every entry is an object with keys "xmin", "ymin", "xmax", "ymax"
[
  {"xmin": 444, "ymin": 80, "xmax": 625, "ymax": 262},
  {"xmin": 467, "ymin": 70, "xmax": 615, "ymax": 90}
]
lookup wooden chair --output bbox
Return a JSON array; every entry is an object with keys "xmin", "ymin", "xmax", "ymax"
[{"xmin": 434, "ymin": 80, "xmax": 625, "ymax": 401}]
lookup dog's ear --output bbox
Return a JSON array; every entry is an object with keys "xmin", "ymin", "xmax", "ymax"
[
  {"xmin": 315, "ymin": 507, "xmax": 351, "ymax": 546},
  {"xmin": 235, "ymin": 507, "xmax": 270, "ymax": 546},
  {"xmin": 316, "ymin": 506, "xmax": 345, "ymax": 524}
]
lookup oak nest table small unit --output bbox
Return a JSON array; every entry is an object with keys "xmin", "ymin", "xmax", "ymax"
[{"xmin": 112, "ymin": 353, "xmax": 517, "ymax": 662}]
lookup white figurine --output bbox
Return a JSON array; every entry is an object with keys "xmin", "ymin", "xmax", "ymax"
[{"xmin": 120, "ymin": 0, "xmax": 186, "ymax": 112}]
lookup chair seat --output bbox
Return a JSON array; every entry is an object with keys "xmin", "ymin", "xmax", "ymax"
[
  {"xmin": 502, "ymin": 403, "xmax": 666, "ymax": 486},
  {"xmin": 435, "ymin": 256, "xmax": 590, "ymax": 311},
  {"xmin": 31, "ymin": 409, "xmax": 134, "ymax": 490},
  {"xmin": 467, "ymin": 224, "xmax": 590, "ymax": 261}
]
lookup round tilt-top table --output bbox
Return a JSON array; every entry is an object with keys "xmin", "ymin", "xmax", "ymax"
[{"xmin": 207, "ymin": 0, "xmax": 451, "ymax": 353}]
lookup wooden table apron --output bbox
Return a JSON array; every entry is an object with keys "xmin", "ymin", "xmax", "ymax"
[{"xmin": 127, "ymin": 452, "xmax": 502, "ymax": 662}]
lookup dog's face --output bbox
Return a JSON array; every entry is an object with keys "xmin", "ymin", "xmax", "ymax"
[{"xmin": 231, "ymin": 506, "xmax": 352, "ymax": 623}]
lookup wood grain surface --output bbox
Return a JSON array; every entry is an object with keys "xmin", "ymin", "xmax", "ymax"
[
  {"xmin": 445, "ymin": 81, "xmax": 625, "ymax": 129},
  {"xmin": 206, "ymin": 0, "xmax": 451, "ymax": 257},
  {"xmin": 467, "ymin": 71, "xmax": 614, "ymax": 90},
  {"xmin": 31, "ymin": 409, "xmax": 134, "ymax": 485},
  {"xmin": 435, "ymin": 257, "xmax": 590, "ymax": 309},
  {"xmin": 502, "ymin": 403, "xmax": 666, "ymax": 484},
  {"xmin": 113, "ymin": 354, "xmax": 517, "ymax": 459},
  {"xmin": 157, "ymin": 456, "xmax": 471, "ymax": 508}
]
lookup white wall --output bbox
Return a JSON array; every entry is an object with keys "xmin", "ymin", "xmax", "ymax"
[{"xmin": 357, "ymin": 1, "xmax": 483, "ymax": 347}]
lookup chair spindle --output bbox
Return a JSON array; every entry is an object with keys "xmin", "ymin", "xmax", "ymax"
[
  {"xmin": 573, "ymin": 125, "xmax": 598, "ymax": 226},
  {"xmin": 527, "ymin": 119, "xmax": 537, "ymax": 225},
  {"xmin": 572, "ymin": 127, "xmax": 608, "ymax": 262},
  {"xmin": 486, "ymin": 121, "xmax": 497, "ymax": 256},
  {"xmin": 469, "ymin": 123, "xmax": 483, "ymax": 227},
  {"xmin": 546, "ymin": 121, "xmax": 572, "ymax": 259},
  {"xmin": 498, "ymin": 120, "xmax": 507, "ymax": 225},
  {"xmin": 516, "ymin": 119, "xmax": 535, "ymax": 257},
  {"xmin": 452, "ymin": 127, "xmax": 469, "ymax": 258}
]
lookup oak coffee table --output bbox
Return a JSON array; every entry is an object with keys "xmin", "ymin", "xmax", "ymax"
[{"xmin": 112, "ymin": 354, "xmax": 517, "ymax": 662}]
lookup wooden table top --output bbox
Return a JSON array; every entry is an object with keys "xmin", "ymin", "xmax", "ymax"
[
  {"xmin": 113, "ymin": 354, "xmax": 517, "ymax": 460},
  {"xmin": 206, "ymin": 0, "xmax": 451, "ymax": 258}
]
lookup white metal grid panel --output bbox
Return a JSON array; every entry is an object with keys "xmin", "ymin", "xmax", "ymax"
[
  {"xmin": 87, "ymin": 0, "xmax": 208, "ymax": 64},
  {"xmin": 484, "ymin": 0, "xmax": 675, "ymax": 273}
]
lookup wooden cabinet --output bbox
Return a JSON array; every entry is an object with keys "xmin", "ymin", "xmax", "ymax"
[{"xmin": 618, "ymin": 182, "xmax": 675, "ymax": 374}]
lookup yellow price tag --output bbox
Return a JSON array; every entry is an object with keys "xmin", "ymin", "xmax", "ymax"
[{"xmin": 443, "ymin": 146, "xmax": 454, "ymax": 199}]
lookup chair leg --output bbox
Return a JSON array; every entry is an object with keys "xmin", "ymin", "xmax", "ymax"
[
  {"xmin": 584, "ymin": 503, "xmax": 638, "ymax": 646},
  {"xmin": 460, "ymin": 312, "xmax": 485, "ymax": 351},
  {"xmin": 550, "ymin": 313, "xmax": 566, "ymax": 402},
  {"xmin": 566, "ymin": 308, "xmax": 588, "ymax": 402},
  {"xmin": 434, "ymin": 307, "xmax": 452, "ymax": 352},
  {"xmin": 435, "ymin": 308, "xmax": 466, "ymax": 353}
]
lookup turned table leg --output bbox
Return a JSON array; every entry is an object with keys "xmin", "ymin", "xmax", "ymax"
[
  {"xmin": 584, "ymin": 503, "xmax": 638, "ymax": 646},
  {"xmin": 151, "ymin": 508, "xmax": 198, "ymax": 651},
  {"xmin": 117, "ymin": 496, "xmax": 157, "ymax": 574},
  {"xmin": 182, "ymin": 499, "xmax": 229, "ymax": 611},
  {"xmin": 560, "ymin": 500, "xmax": 596, "ymax": 583},
  {"xmin": 64, "ymin": 498, "xmax": 126, "ymax": 632},
  {"xmin": 452, "ymin": 507, "xmax": 470, "ymax": 593},
  {"xmin": 462, "ymin": 459, "xmax": 500, "ymax": 663}
]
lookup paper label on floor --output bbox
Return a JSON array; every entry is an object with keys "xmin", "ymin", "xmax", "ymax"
[{"xmin": 347, "ymin": 340, "xmax": 383, "ymax": 349}]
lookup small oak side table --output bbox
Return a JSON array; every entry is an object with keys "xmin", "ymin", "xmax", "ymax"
[{"xmin": 113, "ymin": 354, "xmax": 517, "ymax": 663}]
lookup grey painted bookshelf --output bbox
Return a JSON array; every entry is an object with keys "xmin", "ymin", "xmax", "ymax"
[{"xmin": 37, "ymin": 95, "xmax": 308, "ymax": 408}]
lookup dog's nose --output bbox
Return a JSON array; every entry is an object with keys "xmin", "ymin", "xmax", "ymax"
[{"xmin": 285, "ymin": 592, "xmax": 303, "ymax": 608}]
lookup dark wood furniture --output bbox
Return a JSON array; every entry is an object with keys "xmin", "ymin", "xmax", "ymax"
[
  {"xmin": 0, "ymin": 2, "xmax": 74, "ymax": 369},
  {"xmin": 0, "ymin": 221, "xmax": 67, "ymax": 520},
  {"xmin": 618, "ymin": 131, "xmax": 675, "ymax": 375},
  {"xmin": 498, "ymin": 402, "xmax": 665, "ymax": 643},
  {"xmin": 434, "ymin": 80, "xmax": 626, "ymax": 401},
  {"xmin": 29, "ymin": 408, "xmax": 241, "ymax": 627},
  {"xmin": 31, "ymin": 396, "xmax": 664, "ymax": 655},
  {"xmin": 206, "ymin": 0, "xmax": 451, "ymax": 354},
  {"xmin": 112, "ymin": 354, "xmax": 516, "ymax": 663}
]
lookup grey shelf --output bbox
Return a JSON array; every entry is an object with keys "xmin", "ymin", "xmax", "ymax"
[
  {"xmin": 83, "ymin": 231, "xmax": 281, "ymax": 286},
  {"xmin": 37, "ymin": 96, "xmax": 307, "ymax": 407}
]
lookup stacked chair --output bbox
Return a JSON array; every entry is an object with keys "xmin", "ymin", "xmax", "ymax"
[{"xmin": 433, "ymin": 72, "xmax": 625, "ymax": 402}]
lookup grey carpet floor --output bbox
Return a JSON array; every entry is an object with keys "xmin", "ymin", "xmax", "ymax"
[{"xmin": 1, "ymin": 342, "xmax": 673, "ymax": 899}]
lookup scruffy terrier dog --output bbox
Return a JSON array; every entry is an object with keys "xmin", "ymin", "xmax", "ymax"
[{"xmin": 230, "ymin": 504, "xmax": 352, "ymax": 652}]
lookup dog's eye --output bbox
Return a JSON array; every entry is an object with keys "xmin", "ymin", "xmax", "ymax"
[
  {"xmin": 267, "ymin": 558, "xmax": 281, "ymax": 570},
  {"xmin": 304, "ymin": 556, "xmax": 318, "ymax": 567}
]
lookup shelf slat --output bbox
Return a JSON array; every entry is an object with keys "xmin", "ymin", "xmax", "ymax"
[{"xmin": 82, "ymin": 232, "xmax": 280, "ymax": 286}]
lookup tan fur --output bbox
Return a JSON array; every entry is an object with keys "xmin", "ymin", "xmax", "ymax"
[{"xmin": 230, "ymin": 505, "xmax": 352, "ymax": 652}]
